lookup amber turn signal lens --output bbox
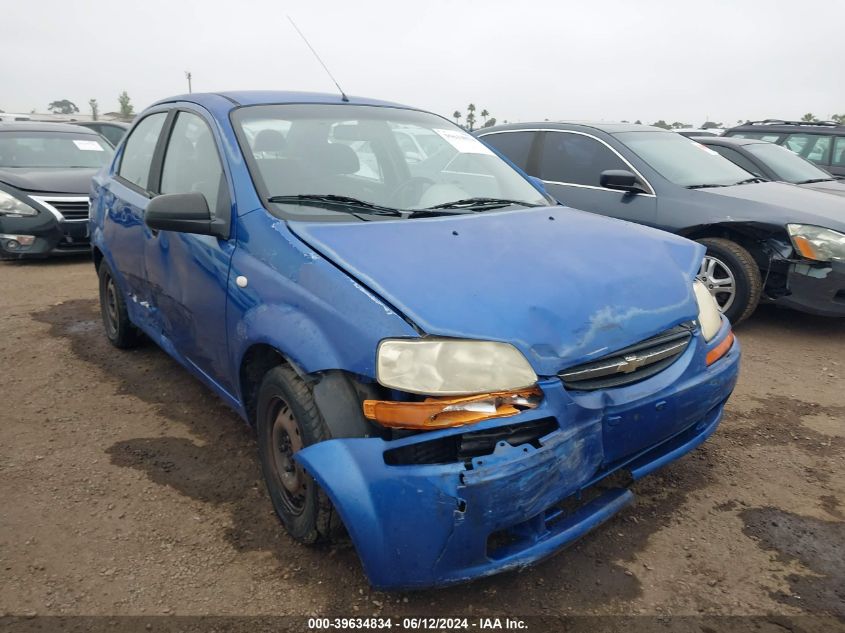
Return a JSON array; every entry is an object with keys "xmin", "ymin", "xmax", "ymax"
[
  {"xmin": 706, "ymin": 331, "xmax": 735, "ymax": 366},
  {"xmin": 792, "ymin": 235, "xmax": 820, "ymax": 260},
  {"xmin": 363, "ymin": 388, "xmax": 542, "ymax": 430}
]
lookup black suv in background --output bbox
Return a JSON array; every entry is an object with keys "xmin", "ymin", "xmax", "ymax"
[{"xmin": 723, "ymin": 120, "xmax": 845, "ymax": 177}]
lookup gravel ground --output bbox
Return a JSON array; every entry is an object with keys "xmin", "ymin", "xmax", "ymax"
[{"xmin": 0, "ymin": 257, "xmax": 842, "ymax": 630}]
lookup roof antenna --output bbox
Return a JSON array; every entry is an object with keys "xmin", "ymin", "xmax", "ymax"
[{"xmin": 287, "ymin": 16, "xmax": 349, "ymax": 102}]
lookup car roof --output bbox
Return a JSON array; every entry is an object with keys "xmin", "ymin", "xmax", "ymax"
[
  {"xmin": 727, "ymin": 120, "xmax": 845, "ymax": 134},
  {"xmin": 476, "ymin": 121, "xmax": 670, "ymax": 135},
  {"xmin": 152, "ymin": 90, "xmax": 414, "ymax": 111},
  {"xmin": 0, "ymin": 121, "xmax": 103, "ymax": 134},
  {"xmin": 692, "ymin": 136, "xmax": 763, "ymax": 147},
  {"xmin": 76, "ymin": 120, "xmax": 129, "ymax": 128}
]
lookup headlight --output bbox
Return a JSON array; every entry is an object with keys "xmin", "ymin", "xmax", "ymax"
[
  {"xmin": 376, "ymin": 338, "xmax": 538, "ymax": 396},
  {"xmin": 693, "ymin": 280, "xmax": 723, "ymax": 341},
  {"xmin": 0, "ymin": 190, "xmax": 38, "ymax": 217},
  {"xmin": 787, "ymin": 224, "xmax": 845, "ymax": 262}
]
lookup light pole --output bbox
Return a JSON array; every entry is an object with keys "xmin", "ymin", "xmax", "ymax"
[{"xmin": 185, "ymin": 71, "xmax": 192, "ymax": 93}]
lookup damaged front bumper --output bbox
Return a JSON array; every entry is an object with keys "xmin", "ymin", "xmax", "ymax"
[
  {"xmin": 775, "ymin": 260, "xmax": 845, "ymax": 317},
  {"xmin": 296, "ymin": 326, "xmax": 740, "ymax": 590}
]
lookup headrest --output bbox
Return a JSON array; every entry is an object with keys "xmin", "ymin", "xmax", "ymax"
[
  {"xmin": 253, "ymin": 129, "xmax": 287, "ymax": 153},
  {"xmin": 321, "ymin": 142, "xmax": 359, "ymax": 175}
]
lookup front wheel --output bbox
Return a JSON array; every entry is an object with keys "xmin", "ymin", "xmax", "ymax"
[
  {"xmin": 696, "ymin": 237, "xmax": 762, "ymax": 324},
  {"xmin": 256, "ymin": 365, "xmax": 344, "ymax": 544}
]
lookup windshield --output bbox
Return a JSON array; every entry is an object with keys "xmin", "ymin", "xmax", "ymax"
[
  {"xmin": 744, "ymin": 141, "xmax": 833, "ymax": 184},
  {"xmin": 616, "ymin": 131, "xmax": 752, "ymax": 187},
  {"xmin": 232, "ymin": 104, "xmax": 549, "ymax": 217},
  {"xmin": 0, "ymin": 131, "xmax": 112, "ymax": 168}
]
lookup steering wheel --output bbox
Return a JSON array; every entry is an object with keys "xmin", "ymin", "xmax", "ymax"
[{"xmin": 389, "ymin": 176, "xmax": 435, "ymax": 208}]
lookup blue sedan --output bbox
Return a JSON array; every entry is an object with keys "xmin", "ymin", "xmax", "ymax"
[{"xmin": 90, "ymin": 91, "xmax": 740, "ymax": 589}]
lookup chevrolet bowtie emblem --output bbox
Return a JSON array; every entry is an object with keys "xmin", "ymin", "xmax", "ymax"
[{"xmin": 618, "ymin": 354, "xmax": 647, "ymax": 374}]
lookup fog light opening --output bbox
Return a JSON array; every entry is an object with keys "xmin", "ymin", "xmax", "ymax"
[{"xmin": 1, "ymin": 234, "xmax": 35, "ymax": 250}]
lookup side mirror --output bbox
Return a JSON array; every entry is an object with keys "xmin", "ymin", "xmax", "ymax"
[
  {"xmin": 145, "ymin": 192, "xmax": 227, "ymax": 239},
  {"xmin": 527, "ymin": 176, "xmax": 547, "ymax": 194},
  {"xmin": 600, "ymin": 170, "xmax": 648, "ymax": 194}
]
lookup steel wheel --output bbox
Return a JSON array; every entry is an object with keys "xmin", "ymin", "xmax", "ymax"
[
  {"xmin": 268, "ymin": 397, "xmax": 307, "ymax": 516},
  {"xmin": 103, "ymin": 274, "xmax": 120, "ymax": 337},
  {"xmin": 698, "ymin": 255, "xmax": 736, "ymax": 314}
]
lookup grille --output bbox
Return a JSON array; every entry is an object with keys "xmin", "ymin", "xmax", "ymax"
[
  {"xmin": 49, "ymin": 199, "xmax": 89, "ymax": 220},
  {"xmin": 559, "ymin": 322, "xmax": 694, "ymax": 391}
]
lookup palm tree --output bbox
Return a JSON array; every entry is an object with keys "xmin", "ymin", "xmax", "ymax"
[
  {"xmin": 832, "ymin": 114, "xmax": 845, "ymax": 125},
  {"xmin": 453, "ymin": 110, "xmax": 462, "ymax": 126},
  {"xmin": 480, "ymin": 109, "xmax": 489, "ymax": 126},
  {"xmin": 801, "ymin": 113, "xmax": 817, "ymax": 122},
  {"xmin": 466, "ymin": 103, "xmax": 477, "ymax": 131}
]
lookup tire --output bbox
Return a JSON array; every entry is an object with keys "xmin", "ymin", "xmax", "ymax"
[
  {"xmin": 256, "ymin": 364, "xmax": 344, "ymax": 544},
  {"xmin": 696, "ymin": 237, "xmax": 762, "ymax": 324},
  {"xmin": 98, "ymin": 263, "xmax": 143, "ymax": 349}
]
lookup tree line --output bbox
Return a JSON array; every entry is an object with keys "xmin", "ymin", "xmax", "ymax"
[{"xmin": 43, "ymin": 92, "xmax": 135, "ymax": 121}]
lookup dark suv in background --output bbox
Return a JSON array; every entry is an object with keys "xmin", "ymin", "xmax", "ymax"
[{"xmin": 723, "ymin": 120, "xmax": 845, "ymax": 177}]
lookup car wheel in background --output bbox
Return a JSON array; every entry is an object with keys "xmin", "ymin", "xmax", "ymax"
[
  {"xmin": 98, "ymin": 263, "xmax": 144, "ymax": 348},
  {"xmin": 256, "ymin": 364, "xmax": 344, "ymax": 544},
  {"xmin": 696, "ymin": 237, "xmax": 762, "ymax": 324}
]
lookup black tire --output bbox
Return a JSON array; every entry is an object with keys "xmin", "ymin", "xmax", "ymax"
[
  {"xmin": 256, "ymin": 364, "xmax": 343, "ymax": 544},
  {"xmin": 696, "ymin": 237, "xmax": 762, "ymax": 324},
  {"xmin": 98, "ymin": 263, "xmax": 143, "ymax": 349}
]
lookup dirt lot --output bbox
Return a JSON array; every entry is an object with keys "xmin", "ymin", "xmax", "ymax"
[{"xmin": 1, "ymin": 257, "xmax": 843, "ymax": 628}]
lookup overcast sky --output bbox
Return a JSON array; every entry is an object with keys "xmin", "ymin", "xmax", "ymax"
[{"xmin": 3, "ymin": 0, "xmax": 843, "ymax": 125}]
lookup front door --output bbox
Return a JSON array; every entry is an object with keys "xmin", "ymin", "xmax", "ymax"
[
  {"xmin": 537, "ymin": 131, "xmax": 658, "ymax": 227},
  {"xmin": 143, "ymin": 108, "xmax": 236, "ymax": 393}
]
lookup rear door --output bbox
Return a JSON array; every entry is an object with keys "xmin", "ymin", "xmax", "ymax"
[
  {"xmin": 535, "ymin": 131, "xmax": 658, "ymax": 226},
  {"xmin": 143, "ymin": 108, "xmax": 237, "ymax": 393},
  {"xmin": 101, "ymin": 111, "xmax": 169, "ymax": 329}
]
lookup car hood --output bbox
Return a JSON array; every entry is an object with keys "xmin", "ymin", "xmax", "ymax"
[
  {"xmin": 797, "ymin": 179, "xmax": 845, "ymax": 198},
  {"xmin": 288, "ymin": 207, "xmax": 704, "ymax": 376},
  {"xmin": 0, "ymin": 167, "xmax": 99, "ymax": 194},
  {"xmin": 703, "ymin": 181, "xmax": 845, "ymax": 230}
]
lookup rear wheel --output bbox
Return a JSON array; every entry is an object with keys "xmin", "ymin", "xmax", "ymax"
[
  {"xmin": 696, "ymin": 237, "xmax": 762, "ymax": 324},
  {"xmin": 98, "ymin": 263, "xmax": 143, "ymax": 348},
  {"xmin": 256, "ymin": 364, "xmax": 343, "ymax": 544}
]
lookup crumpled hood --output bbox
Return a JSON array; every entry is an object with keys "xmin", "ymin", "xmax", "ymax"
[
  {"xmin": 704, "ymin": 181, "xmax": 845, "ymax": 231},
  {"xmin": 289, "ymin": 207, "xmax": 704, "ymax": 376},
  {"xmin": 0, "ymin": 167, "xmax": 98, "ymax": 194}
]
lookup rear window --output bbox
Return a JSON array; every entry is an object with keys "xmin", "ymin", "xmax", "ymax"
[{"xmin": 0, "ymin": 131, "xmax": 112, "ymax": 168}]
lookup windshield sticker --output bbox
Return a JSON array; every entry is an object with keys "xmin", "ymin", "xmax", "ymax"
[
  {"xmin": 73, "ymin": 140, "xmax": 105, "ymax": 151},
  {"xmin": 433, "ymin": 128, "xmax": 494, "ymax": 155}
]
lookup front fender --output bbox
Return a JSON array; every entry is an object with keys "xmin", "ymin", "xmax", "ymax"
[{"xmin": 227, "ymin": 210, "xmax": 418, "ymax": 380}]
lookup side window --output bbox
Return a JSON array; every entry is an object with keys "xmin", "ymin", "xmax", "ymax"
[
  {"xmin": 830, "ymin": 137, "xmax": 845, "ymax": 168},
  {"xmin": 540, "ymin": 132, "xmax": 628, "ymax": 187},
  {"xmin": 160, "ymin": 112, "xmax": 225, "ymax": 215},
  {"xmin": 478, "ymin": 132, "xmax": 536, "ymax": 172},
  {"xmin": 709, "ymin": 146, "xmax": 764, "ymax": 177},
  {"xmin": 783, "ymin": 133, "xmax": 832, "ymax": 165},
  {"xmin": 118, "ymin": 113, "xmax": 167, "ymax": 189}
]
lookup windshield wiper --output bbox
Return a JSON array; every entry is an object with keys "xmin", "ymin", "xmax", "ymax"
[
  {"xmin": 268, "ymin": 194, "xmax": 403, "ymax": 217},
  {"xmin": 795, "ymin": 177, "xmax": 836, "ymax": 184},
  {"xmin": 686, "ymin": 183, "xmax": 728, "ymax": 189},
  {"xmin": 734, "ymin": 177, "xmax": 767, "ymax": 185},
  {"xmin": 427, "ymin": 197, "xmax": 541, "ymax": 210}
]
